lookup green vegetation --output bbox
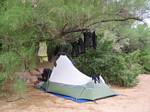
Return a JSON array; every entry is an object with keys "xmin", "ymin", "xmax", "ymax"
[
  {"xmin": 74, "ymin": 32, "xmax": 143, "ymax": 87},
  {"xmin": 0, "ymin": 0, "xmax": 150, "ymax": 96}
]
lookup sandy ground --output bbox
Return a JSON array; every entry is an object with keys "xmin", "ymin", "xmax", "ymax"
[{"xmin": 0, "ymin": 74, "xmax": 150, "ymax": 112}]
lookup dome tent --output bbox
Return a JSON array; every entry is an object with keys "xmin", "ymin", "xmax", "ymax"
[{"xmin": 42, "ymin": 55, "xmax": 116, "ymax": 100}]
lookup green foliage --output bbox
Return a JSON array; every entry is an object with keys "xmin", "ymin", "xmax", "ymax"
[
  {"xmin": 0, "ymin": 52, "xmax": 21, "ymax": 73},
  {"xmin": 74, "ymin": 33, "xmax": 143, "ymax": 87},
  {"xmin": 75, "ymin": 51, "xmax": 142, "ymax": 87},
  {"xmin": 0, "ymin": 52, "xmax": 21, "ymax": 96},
  {"xmin": 119, "ymin": 25, "xmax": 150, "ymax": 73},
  {"xmin": 140, "ymin": 50, "xmax": 150, "ymax": 73}
]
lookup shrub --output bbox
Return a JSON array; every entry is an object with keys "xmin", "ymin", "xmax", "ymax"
[
  {"xmin": 140, "ymin": 48, "xmax": 150, "ymax": 73},
  {"xmin": 74, "ymin": 51, "xmax": 142, "ymax": 87},
  {"xmin": 0, "ymin": 52, "xmax": 20, "ymax": 96},
  {"xmin": 73, "ymin": 34, "xmax": 142, "ymax": 87},
  {"xmin": 0, "ymin": 51, "xmax": 35, "ymax": 97}
]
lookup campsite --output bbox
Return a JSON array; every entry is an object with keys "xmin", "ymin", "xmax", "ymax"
[
  {"xmin": 0, "ymin": 0, "xmax": 150, "ymax": 112},
  {"xmin": 0, "ymin": 74, "xmax": 150, "ymax": 112}
]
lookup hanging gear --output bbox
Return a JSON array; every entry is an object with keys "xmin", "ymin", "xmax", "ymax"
[
  {"xmin": 54, "ymin": 44, "xmax": 72, "ymax": 56},
  {"xmin": 71, "ymin": 41, "xmax": 79, "ymax": 57},
  {"xmin": 78, "ymin": 38, "xmax": 85, "ymax": 54},
  {"xmin": 0, "ymin": 38, "xmax": 2, "ymax": 51},
  {"xmin": 83, "ymin": 32, "xmax": 93, "ymax": 48},
  {"xmin": 38, "ymin": 41, "xmax": 48, "ymax": 62},
  {"xmin": 92, "ymin": 31, "xmax": 97, "ymax": 49},
  {"xmin": 83, "ymin": 31, "xmax": 97, "ymax": 49}
]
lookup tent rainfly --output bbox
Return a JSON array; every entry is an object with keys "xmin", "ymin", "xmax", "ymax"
[{"xmin": 42, "ymin": 55, "xmax": 116, "ymax": 100}]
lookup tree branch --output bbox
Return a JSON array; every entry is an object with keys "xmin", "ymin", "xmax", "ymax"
[
  {"xmin": 61, "ymin": 28, "xmax": 88, "ymax": 36},
  {"xmin": 60, "ymin": 17, "xmax": 143, "ymax": 36},
  {"xmin": 86, "ymin": 17, "xmax": 143, "ymax": 28}
]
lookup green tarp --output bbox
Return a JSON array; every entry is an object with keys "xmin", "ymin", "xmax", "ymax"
[{"xmin": 42, "ymin": 81, "xmax": 116, "ymax": 100}]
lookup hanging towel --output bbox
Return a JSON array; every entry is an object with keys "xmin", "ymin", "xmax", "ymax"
[{"xmin": 38, "ymin": 41, "xmax": 48, "ymax": 62}]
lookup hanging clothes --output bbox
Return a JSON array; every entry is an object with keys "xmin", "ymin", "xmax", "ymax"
[
  {"xmin": 92, "ymin": 31, "xmax": 97, "ymax": 49},
  {"xmin": 83, "ymin": 32, "xmax": 93, "ymax": 48},
  {"xmin": 0, "ymin": 43, "xmax": 2, "ymax": 51},
  {"xmin": 54, "ymin": 46, "xmax": 60, "ymax": 56},
  {"xmin": 54, "ymin": 44, "xmax": 72, "ymax": 56},
  {"xmin": 83, "ymin": 31, "xmax": 97, "ymax": 49},
  {"xmin": 38, "ymin": 41, "xmax": 48, "ymax": 62},
  {"xmin": 71, "ymin": 41, "xmax": 79, "ymax": 57},
  {"xmin": 78, "ymin": 38, "xmax": 85, "ymax": 54}
]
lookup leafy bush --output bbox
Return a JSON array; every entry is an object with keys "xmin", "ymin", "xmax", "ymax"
[
  {"xmin": 0, "ymin": 52, "xmax": 21, "ymax": 96},
  {"xmin": 120, "ymin": 25, "xmax": 150, "ymax": 73},
  {"xmin": 74, "ymin": 34, "xmax": 142, "ymax": 87},
  {"xmin": 74, "ymin": 51, "xmax": 142, "ymax": 87},
  {"xmin": 141, "ymin": 55, "xmax": 150, "ymax": 73},
  {"xmin": 0, "ymin": 51, "xmax": 35, "ymax": 97},
  {"xmin": 140, "ymin": 49, "xmax": 150, "ymax": 73}
]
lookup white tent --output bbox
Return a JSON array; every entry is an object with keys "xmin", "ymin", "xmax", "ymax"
[{"xmin": 49, "ymin": 55, "xmax": 92, "ymax": 85}]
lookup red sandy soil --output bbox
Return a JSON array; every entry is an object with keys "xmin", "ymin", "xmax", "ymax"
[{"xmin": 0, "ymin": 74, "xmax": 150, "ymax": 112}]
